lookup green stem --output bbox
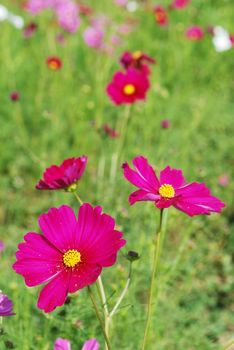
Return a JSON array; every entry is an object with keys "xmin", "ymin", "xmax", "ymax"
[
  {"xmin": 141, "ymin": 209, "xmax": 164, "ymax": 350},
  {"xmin": 96, "ymin": 276, "xmax": 110, "ymax": 350},
  {"xmin": 110, "ymin": 262, "xmax": 132, "ymax": 318},
  {"xmin": 87, "ymin": 286, "xmax": 112, "ymax": 350},
  {"xmin": 73, "ymin": 192, "xmax": 83, "ymax": 205}
]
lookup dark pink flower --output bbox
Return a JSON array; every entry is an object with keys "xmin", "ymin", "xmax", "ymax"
[
  {"xmin": 13, "ymin": 204, "xmax": 126, "ymax": 313},
  {"xmin": 154, "ymin": 6, "xmax": 168, "ymax": 26},
  {"xmin": 106, "ymin": 68, "xmax": 150, "ymax": 105},
  {"xmin": 186, "ymin": 26, "xmax": 204, "ymax": 40},
  {"xmin": 0, "ymin": 292, "xmax": 15, "ymax": 317},
  {"xmin": 120, "ymin": 51, "xmax": 155, "ymax": 75},
  {"xmin": 218, "ymin": 174, "xmax": 229, "ymax": 187},
  {"xmin": 122, "ymin": 156, "xmax": 225, "ymax": 216},
  {"xmin": 171, "ymin": 0, "xmax": 190, "ymax": 9},
  {"xmin": 161, "ymin": 119, "xmax": 170, "ymax": 129},
  {"xmin": 102, "ymin": 124, "xmax": 119, "ymax": 138},
  {"xmin": 10, "ymin": 91, "xmax": 20, "ymax": 101},
  {"xmin": 46, "ymin": 56, "xmax": 63, "ymax": 70},
  {"xmin": 36, "ymin": 157, "xmax": 87, "ymax": 191},
  {"xmin": 23, "ymin": 22, "xmax": 38, "ymax": 38}
]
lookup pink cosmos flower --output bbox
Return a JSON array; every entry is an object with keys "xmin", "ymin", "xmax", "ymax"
[
  {"xmin": 218, "ymin": 174, "xmax": 229, "ymax": 187},
  {"xmin": 54, "ymin": 338, "xmax": 71, "ymax": 350},
  {"xmin": 122, "ymin": 156, "xmax": 225, "ymax": 216},
  {"xmin": 154, "ymin": 6, "xmax": 168, "ymax": 26},
  {"xmin": 13, "ymin": 204, "xmax": 126, "ymax": 313},
  {"xmin": 26, "ymin": 0, "xmax": 51, "ymax": 14},
  {"xmin": 54, "ymin": 337, "xmax": 99, "ymax": 350},
  {"xmin": 55, "ymin": 1, "xmax": 80, "ymax": 33},
  {"xmin": 0, "ymin": 292, "xmax": 15, "ymax": 317},
  {"xmin": 186, "ymin": 26, "xmax": 204, "ymax": 40},
  {"xmin": 106, "ymin": 68, "xmax": 150, "ymax": 105},
  {"xmin": 0, "ymin": 240, "xmax": 5, "ymax": 252},
  {"xmin": 114, "ymin": 0, "xmax": 128, "ymax": 7},
  {"xmin": 36, "ymin": 156, "xmax": 87, "ymax": 191},
  {"xmin": 83, "ymin": 27, "xmax": 104, "ymax": 49},
  {"xmin": 171, "ymin": 0, "xmax": 190, "ymax": 9},
  {"xmin": 10, "ymin": 91, "xmax": 20, "ymax": 101},
  {"xmin": 120, "ymin": 51, "xmax": 156, "ymax": 75},
  {"xmin": 161, "ymin": 119, "xmax": 170, "ymax": 129}
]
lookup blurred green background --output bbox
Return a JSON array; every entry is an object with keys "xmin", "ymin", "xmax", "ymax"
[{"xmin": 0, "ymin": 0, "xmax": 233, "ymax": 349}]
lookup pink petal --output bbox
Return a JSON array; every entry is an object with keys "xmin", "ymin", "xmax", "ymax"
[
  {"xmin": 37, "ymin": 269, "xmax": 71, "ymax": 313},
  {"xmin": 82, "ymin": 339, "xmax": 100, "ymax": 350},
  {"xmin": 13, "ymin": 233, "xmax": 63, "ymax": 286},
  {"xmin": 39, "ymin": 205, "xmax": 77, "ymax": 252},
  {"xmin": 122, "ymin": 156, "xmax": 159, "ymax": 192},
  {"xmin": 68, "ymin": 263, "xmax": 102, "ymax": 293},
  {"xmin": 156, "ymin": 198, "xmax": 175, "ymax": 209},
  {"xmin": 54, "ymin": 338, "xmax": 71, "ymax": 350},
  {"xmin": 129, "ymin": 189, "xmax": 160, "ymax": 205},
  {"xmin": 160, "ymin": 166, "xmax": 186, "ymax": 188}
]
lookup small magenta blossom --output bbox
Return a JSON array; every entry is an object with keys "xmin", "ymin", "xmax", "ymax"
[
  {"xmin": 186, "ymin": 26, "xmax": 204, "ymax": 40},
  {"xmin": 36, "ymin": 156, "xmax": 87, "ymax": 191},
  {"xmin": 120, "ymin": 51, "xmax": 155, "ymax": 75},
  {"xmin": 171, "ymin": 0, "xmax": 190, "ymax": 9},
  {"xmin": 0, "ymin": 292, "xmax": 15, "ymax": 317},
  {"xmin": 23, "ymin": 22, "xmax": 38, "ymax": 38},
  {"xmin": 122, "ymin": 156, "xmax": 225, "ymax": 216},
  {"xmin": 13, "ymin": 204, "xmax": 125, "ymax": 312},
  {"xmin": 0, "ymin": 240, "xmax": 5, "ymax": 252},
  {"xmin": 54, "ymin": 337, "xmax": 99, "ymax": 350},
  {"xmin": 106, "ymin": 68, "xmax": 150, "ymax": 105},
  {"xmin": 161, "ymin": 119, "xmax": 170, "ymax": 129},
  {"xmin": 10, "ymin": 91, "xmax": 20, "ymax": 101},
  {"xmin": 83, "ymin": 27, "xmax": 104, "ymax": 49}
]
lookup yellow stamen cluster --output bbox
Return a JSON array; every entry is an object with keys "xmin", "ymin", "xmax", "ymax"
[
  {"xmin": 132, "ymin": 50, "xmax": 142, "ymax": 60},
  {"xmin": 63, "ymin": 249, "xmax": 81, "ymax": 268},
  {"xmin": 159, "ymin": 184, "xmax": 175, "ymax": 199},
  {"xmin": 66, "ymin": 183, "xmax": 77, "ymax": 192},
  {"xmin": 123, "ymin": 84, "xmax": 136, "ymax": 96}
]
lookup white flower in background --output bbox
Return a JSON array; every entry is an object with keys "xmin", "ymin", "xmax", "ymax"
[
  {"xmin": 8, "ymin": 14, "xmax": 24, "ymax": 29},
  {"xmin": 126, "ymin": 1, "xmax": 138, "ymax": 12},
  {"xmin": 212, "ymin": 26, "xmax": 232, "ymax": 52},
  {"xmin": 0, "ymin": 3, "xmax": 24, "ymax": 29},
  {"xmin": 0, "ymin": 4, "xmax": 9, "ymax": 21}
]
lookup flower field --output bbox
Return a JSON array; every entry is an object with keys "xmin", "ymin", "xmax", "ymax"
[{"xmin": 0, "ymin": 0, "xmax": 233, "ymax": 349}]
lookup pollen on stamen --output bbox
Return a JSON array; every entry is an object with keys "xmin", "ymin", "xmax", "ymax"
[
  {"xmin": 123, "ymin": 84, "xmax": 136, "ymax": 95},
  {"xmin": 159, "ymin": 184, "xmax": 175, "ymax": 199},
  {"xmin": 63, "ymin": 249, "xmax": 81, "ymax": 268}
]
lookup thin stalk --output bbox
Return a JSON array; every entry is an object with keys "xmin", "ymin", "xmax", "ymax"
[
  {"xmin": 110, "ymin": 262, "xmax": 132, "ymax": 318},
  {"xmin": 87, "ymin": 286, "xmax": 112, "ymax": 350},
  {"xmin": 96, "ymin": 276, "xmax": 110, "ymax": 350},
  {"xmin": 141, "ymin": 209, "xmax": 164, "ymax": 350},
  {"xmin": 73, "ymin": 192, "xmax": 83, "ymax": 205}
]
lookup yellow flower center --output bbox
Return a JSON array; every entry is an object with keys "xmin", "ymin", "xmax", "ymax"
[
  {"xmin": 132, "ymin": 50, "xmax": 142, "ymax": 60},
  {"xmin": 159, "ymin": 184, "xmax": 175, "ymax": 199},
  {"xmin": 66, "ymin": 183, "xmax": 77, "ymax": 192},
  {"xmin": 63, "ymin": 249, "xmax": 81, "ymax": 268},
  {"xmin": 123, "ymin": 84, "xmax": 136, "ymax": 96}
]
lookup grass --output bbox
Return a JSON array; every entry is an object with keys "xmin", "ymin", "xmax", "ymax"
[{"xmin": 0, "ymin": 0, "xmax": 233, "ymax": 349}]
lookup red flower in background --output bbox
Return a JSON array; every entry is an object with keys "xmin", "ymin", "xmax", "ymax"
[
  {"xmin": 23, "ymin": 22, "xmax": 38, "ymax": 38},
  {"xmin": 102, "ymin": 124, "xmax": 119, "ymax": 138},
  {"xmin": 46, "ymin": 56, "xmax": 63, "ymax": 70},
  {"xmin": 154, "ymin": 6, "xmax": 168, "ymax": 26},
  {"xmin": 120, "ymin": 51, "xmax": 156, "ymax": 75},
  {"xmin": 10, "ymin": 91, "xmax": 20, "ymax": 101},
  {"xmin": 36, "ymin": 156, "xmax": 87, "ymax": 191},
  {"xmin": 106, "ymin": 68, "xmax": 150, "ymax": 105}
]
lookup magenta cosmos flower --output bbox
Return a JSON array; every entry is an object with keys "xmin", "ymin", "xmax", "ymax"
[
  {"xmin": 13, "ymin": 204, "xmax": 125, "ymax": 313},
  {"xmin": 106, "ymin": 68, "xmax": 150, "ymax": 105},
  {"xmin": 54, "ymin": 337, "xmax": 99, "ymax": 350},
  {"xmin": 186, "ymin": 26, "xmax": 204, "ymax": 40},
  {"xmin": 36, "ymin": 156, "xmax": 87, "ymax": 191},
  {"xmin": 122, "ymin": 156, "xmax": 225, "ymax": 216},
  {"xmin": 171, "ymin": 0, "xmax": 190, "ymax": 9},
  {"xmin": 0, "ymin": 292, "xmax": 15, "ymax": 317},
  {"xmin": 120, "ymin": 51, "xmax": 156, "ymax": 75}
]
